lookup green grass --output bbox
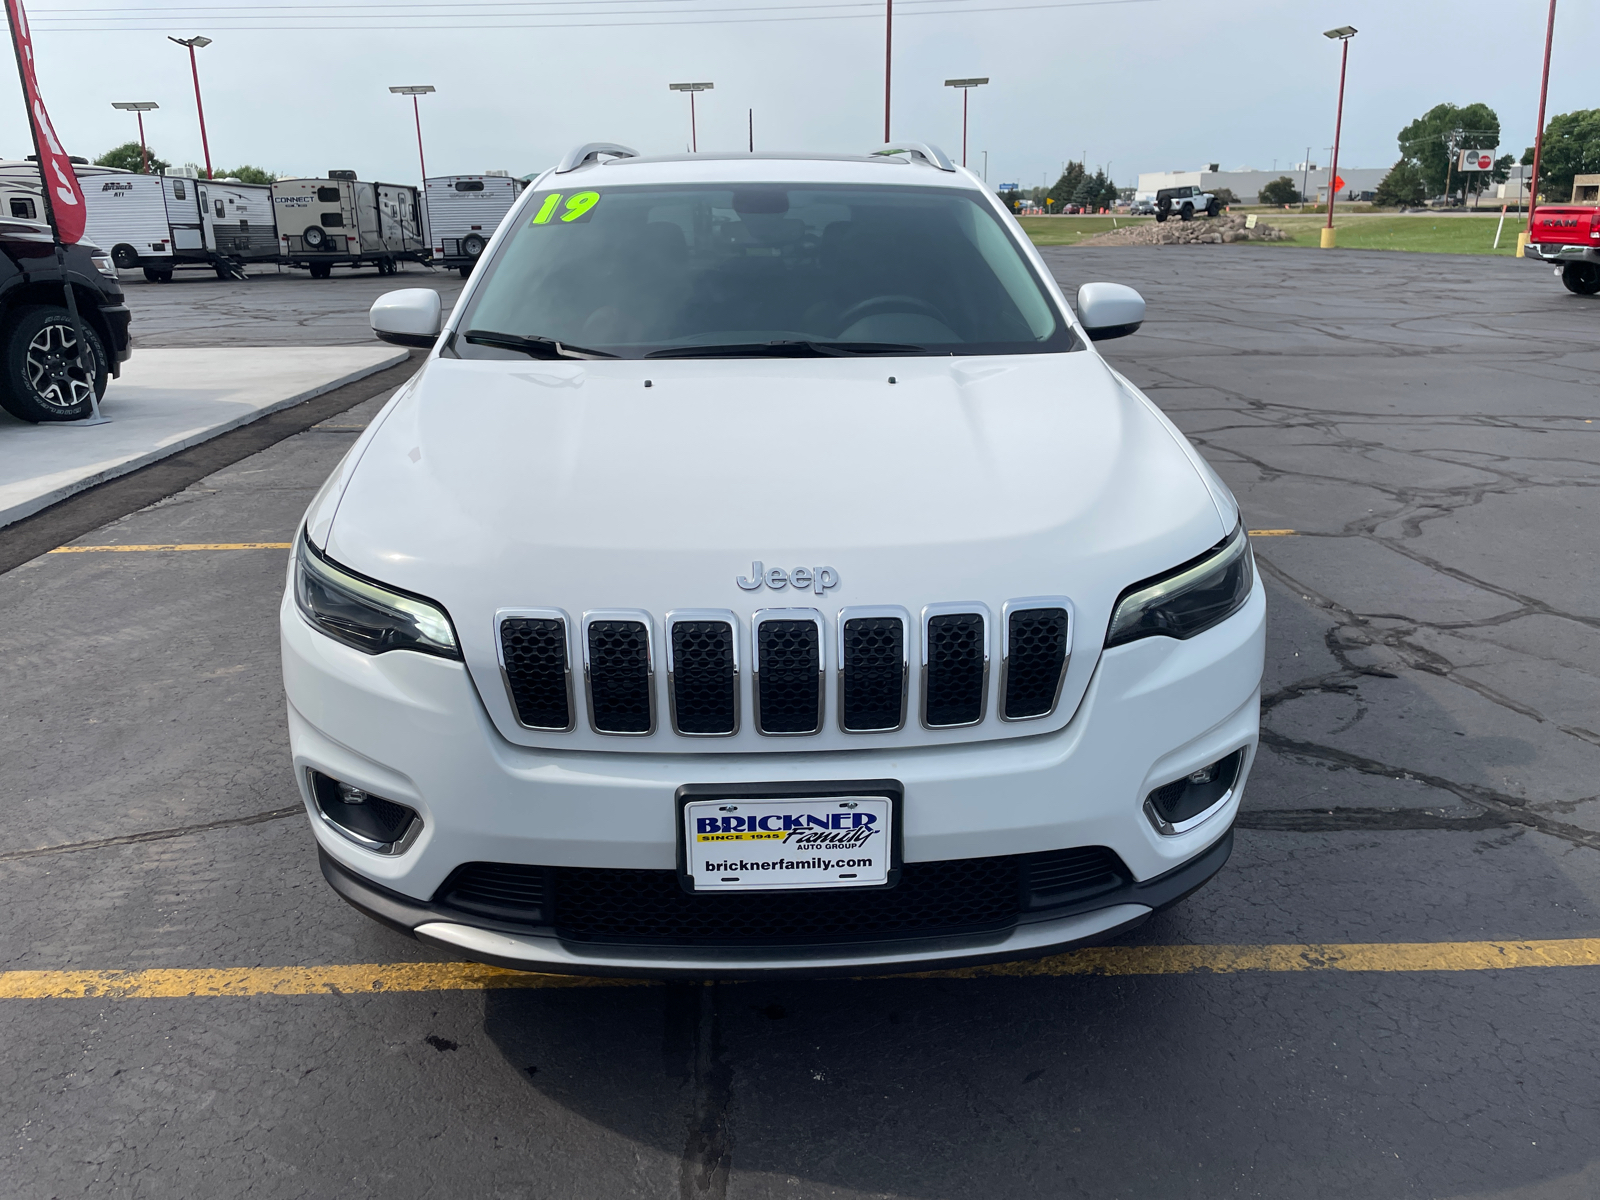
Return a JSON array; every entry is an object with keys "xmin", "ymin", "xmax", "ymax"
[
  {"xmin": 1015, "ymin": 215, "xmax": 1153, "ymax": 246},
  {"xmin": 1017, "ymin": 210, "xmax": 1531, "ymax": 256},
  {"xmin": 1263, "ymin": 213, "xmax": 1530, "ymax": 255}
]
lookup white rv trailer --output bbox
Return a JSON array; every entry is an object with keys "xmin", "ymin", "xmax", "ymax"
[
  {"xmin": 422, "ymin": 173, "xmax": 523, "ymax": 276},
  {"xmin": 0, "ymin": 162, "xmax": 179, "ymax": 273},
  {"xmin": 272, "ymin": 173, "xmax": 424, "ymax": 277},
  {"xmin": 196, "ymin": 179, "xmax": 278, "ymax": 272}
]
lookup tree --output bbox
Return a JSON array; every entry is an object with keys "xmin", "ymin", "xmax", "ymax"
[
  {"xmin": 997, "ymin": 187, "xmax": 1024, "ymax": 213},
  {"xmin": 216, "ymin": 165, "xmax": 276, "ymax": 184},
  {"xmin": 1395, "ymin": 102, "xmax": 1500, "ymax": 197},
  {"xmin": 1530, "ymin": 109, "xmax": 1600, "ymax": 203},
  {"xmin": 1258, "ymin": 176, "xmax": 1301, "ymax": 206},
  {"xmin": 1373, "ymin": 159, "xmax": 1426, "ymax": 207},
  {"xmin": 1047, "ymin": 161, "xmax": 1085, "ymax": 209},
  {"xmin": 94, "ymin": 140, "xmax": 170, "ymax": 174},
  {"xmin": 1209, "ymin": 187, "xmax": 1239, "ymax": 206},
  {"xmin": 1071, "ymin": 174, "xmax": 1097, "ymax": 210}
]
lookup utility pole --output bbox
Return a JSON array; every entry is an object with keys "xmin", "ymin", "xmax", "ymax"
[
  {"xmin": 111, "ymin": 101, "xmax": 158, "ymax": 174},
  {"xmin": 1523, "ymin": 0, "xmax": 1558, "ymax": 254},
  {"xmin": 943, "ymin": 78, "xmax": 988, "ymax": 168},
  {"xmin": 388, "ymin": 86, "xmax": 435, "ymax": 182},
  {"xmin": 1321, "ymin": 26, "xmax": 1356, "ymax": 248},
  {"xmin": 669, "ymin": 82, "xmax": 714, "ymax": 153},
  {"xmin": 168, "ymin": 35, "xmax": 213, "ymax": 179},
  {"xmin": 883, "ymin": 0, "xmax": 892, "ymax": 141}
]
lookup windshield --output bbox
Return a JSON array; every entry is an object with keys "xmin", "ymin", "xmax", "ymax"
[{"xmin": 452, "ymin": 183, "xmax": 1073, "ymax": 359}]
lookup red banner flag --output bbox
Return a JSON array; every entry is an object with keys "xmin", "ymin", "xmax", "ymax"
[{"xmin": 4, "ymin": 0, "xmax": 86, "ymax": 244}]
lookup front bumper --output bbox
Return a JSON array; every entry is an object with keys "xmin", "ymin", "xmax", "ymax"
[{"xmin": 281, "ymin": 576, "xmax": 1264, "ymax": 974}]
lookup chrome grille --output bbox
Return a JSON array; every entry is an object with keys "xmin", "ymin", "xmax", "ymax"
[
  {"xmin": 1001, "ymin": 601, "xmax": 1072, "ymax": 721},
  {"xmin": 666, "ymin": 612, "xmax": 738, "ymax": 736},
  {"xmin": 838, "ymin": 609, "xmax": 907, "ymax": 732},
  {"xmin": 753, "ymin": 610, "xmax": 824, "ymax": 736},
  {"xmin": 583, "ymin": 612, "xmax": 655, "ymax": 735},
  {"xmin": 922, "ymin": 607, "xmax": 988, "ymax": 728}
]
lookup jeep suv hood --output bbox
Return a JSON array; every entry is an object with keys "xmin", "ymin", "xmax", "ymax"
[{"xmin": 321, "ymin": 352, "xmax": 1229, "ymax": 752}]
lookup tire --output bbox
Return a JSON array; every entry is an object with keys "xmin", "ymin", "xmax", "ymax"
[
  {"xmin": 1180, "ymin": 204, "xmax": 1194, "ymax": 222},
  {"xmin": 1155, "ymin": 209, "xmax": 1168, "ymax": 224},
  {"xmin": 302, "ymin": 225, "xmax": 327, "ymax": 251},
  {"xmin": 1206, "ymin": 199, "xmax": 1220, "ymax": 218},
  {"xmin": 142, "ymin": 267, "xmax": 173, "ymax": 283},
  {"xmin": 309, "ymin": 262, "xmax": 332, "ymax": 280},
  {"xmin": 0, "ymin": 305, "xmax": 109, "ymax": 423},
  {"xmin": 462, "ymin": 233, "xmax": 486, "ymax": 259},
  {"xmin": 458, "ymin": 265, "xmax": 472, "ymax": 278},
  {"xmin": 111, "ymin": 244, "xmax": 139, "ymax": 270},
  {"xmin": 1561, "ymin": 262, "xmax": 1600, "ymax": 295}
]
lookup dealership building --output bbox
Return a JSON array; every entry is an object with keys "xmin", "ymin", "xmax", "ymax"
[{"xmin": 1136, "ymin": 166, "xmax": 1389, "ymax": 205}]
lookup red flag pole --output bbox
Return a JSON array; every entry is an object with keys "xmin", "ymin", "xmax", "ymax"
[{"xmin": 4, "ymin": 0, "xmax": 105, "ymax": 422}]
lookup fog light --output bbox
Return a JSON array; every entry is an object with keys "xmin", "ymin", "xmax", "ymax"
[
  {"xmin": 1144, "ymin": 749, "xmax": 1245, "ymax": 836},
  {"xmin": 309, "ymin": 770, "xmax": 421, "ymax": 854}
]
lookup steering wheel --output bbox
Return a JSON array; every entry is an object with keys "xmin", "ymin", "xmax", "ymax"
[{"xmin": 835, "ymin": 294, "xmax": 949, "ymax": 328}]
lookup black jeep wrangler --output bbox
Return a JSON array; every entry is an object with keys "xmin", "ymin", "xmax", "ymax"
[{"xmin": 0, "ymin": 222, "xmax": 133, "ymax": 423}]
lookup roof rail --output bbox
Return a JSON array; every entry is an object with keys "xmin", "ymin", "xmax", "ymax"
[
  {"xmin": 870, "ymin": 142, "xmax": 956, "ymax": 172},
  {"xmin": 554, "ymin": 143, "xmax": 640, "ymax": 174}
]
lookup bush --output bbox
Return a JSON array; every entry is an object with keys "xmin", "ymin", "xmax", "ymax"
[
  {"xmin": 1209, "ymin": 187, "xmax": 1239, "ymax": 206},
  {"xmin": 216, "ymin": 165, "xmax": 276, "ymax": 184},
  {"xmin": 1258, "ymin": 176, "xmax": 1301, "ymax": 206},
  {"xmin": 1373, "ymin": 159, "xmax": 1426, "ymax": 207}
]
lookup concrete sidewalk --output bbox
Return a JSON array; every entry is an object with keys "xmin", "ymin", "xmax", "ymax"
[{"xmin": 0, "ymin": 345, "xmax": 406, "ymax": 528}]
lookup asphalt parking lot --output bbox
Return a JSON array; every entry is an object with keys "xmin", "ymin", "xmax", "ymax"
[{"xmin": 3, "ymin": 248, "xmax": 1598, "ymax": 1198}]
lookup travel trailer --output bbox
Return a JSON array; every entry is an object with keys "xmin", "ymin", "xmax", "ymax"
[
  {"xmin": 422, "ymin": 172, "xmax": 523, "ymax": 276},
  {"xmin": 272, "ymin": 173, "xmax": 425, "ymax": 276}
]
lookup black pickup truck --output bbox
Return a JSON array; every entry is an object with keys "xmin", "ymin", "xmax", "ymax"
[{"xmin": 0, "ymin": 222, "xmax": 133, "ymax": 422}]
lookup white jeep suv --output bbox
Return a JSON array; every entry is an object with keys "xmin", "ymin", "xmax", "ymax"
[{"xmin": 281, "ymin": 141, "xmax": 1265, "ymax": 978}]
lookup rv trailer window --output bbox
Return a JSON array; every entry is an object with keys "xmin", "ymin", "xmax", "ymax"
[
  {"xmin": 320, "ymin": 212, "xmax": 345, "ymax": 227},
  {"xmin": 9, "ymin": 198, "xmax": 35, "ymax": 219},
  {"xmin": 455, "ymin": 180, "xmax": 485, "ymax": 192},
  {"xmin": 174, "ymin": 180, "xmax": 186, "ymax": 200},
  {"xmin": 215, "ymin": 200, "xmax": 225, "ymax": 218},
  {"xmin": 317, "ymin": 187, "xmax": 341, "ymax": 203}
]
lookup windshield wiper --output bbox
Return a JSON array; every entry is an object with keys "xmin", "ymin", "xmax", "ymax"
[
  {"xmin": 646, "ymin": 340, "xmax": 929, "ymax": 359},
  {"xmin": 463, "ymin": 330, "xmax": 616, "ymax": 359}
]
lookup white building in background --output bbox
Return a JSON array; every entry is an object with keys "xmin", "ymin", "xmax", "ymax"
[{"xmin": 1136, "ymin": 166, "xmax": 1388, "ymax": 205}]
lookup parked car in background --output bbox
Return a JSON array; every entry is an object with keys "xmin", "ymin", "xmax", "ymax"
[
  {"xmin": 1524, "ymin": 204, "xmax": 1600, "ymax": 294},
  {"xmin": 0, "ymin": 220, "xmax": 132, "ymax": 422},
  {"xmin": 1130, "ymin": 199, "xmax": 1155, "ymax": 216},
  {"xmin": 1155, "ymin": 186, "xmax": 1218, "ymax": 223}
]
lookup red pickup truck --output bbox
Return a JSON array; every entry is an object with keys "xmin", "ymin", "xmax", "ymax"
[{"xmin": 1525, "ymin": 205, "xmax": 1600, "ymax": 294}]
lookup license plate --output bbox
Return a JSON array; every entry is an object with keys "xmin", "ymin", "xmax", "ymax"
[{"xmin": 682, "ymin": 795, "xmax": 894, "ymax": 892}]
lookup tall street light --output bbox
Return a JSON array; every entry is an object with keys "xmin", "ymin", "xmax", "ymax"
[
  {"xmin": 111, "ymin": 101, "xmax": 158, "ymax": 174},
  {"xmin": 1521, "ymin": 0, "xmax": 1558, "ymax": 255},
  {"xmin": 1320, "ymin": 26, "xmax": 1356, "ymax": 249},
  {"xmin": 883, "ymin": 0, "xmax": 892, "ymax": 142},
  {"xmin": 669, "ymin": 82, "xmax": 713, "ymax": 152},
  {"xmin": 389, "ymin": 85, "xmax": 435, "ymax": 181},
  {"xmin": 943, "ymin": 78, "xmax": 988, "ymax": 169},
  {"xmin": 168, "ymin": 35, "xmax": 213, "ymax": 179}
]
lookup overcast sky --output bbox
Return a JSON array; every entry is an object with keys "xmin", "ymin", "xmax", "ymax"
[{"xmin": 3, "ymin": 0, "xmax": 1593, "ymax": 189}]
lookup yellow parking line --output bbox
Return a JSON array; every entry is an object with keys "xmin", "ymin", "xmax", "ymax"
[
  {"xmin": 4, "ymin": 938, "xmax": 1598, "ymax": 998},
  {"xmin": 48, "ymin": 542, "xmax": 293, "ymax": 554},
  {"xmin": 1248, "ymin": 529, "xmax": 1296, "ymax": 537}
]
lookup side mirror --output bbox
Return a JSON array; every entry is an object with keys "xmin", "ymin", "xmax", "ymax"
[
  {"xmin": 1076, "ymin": 282, "xmax": 1145, "ymax": 341},
  {"xmin": 370, "ymin": 288, "xmax": 442, "ymax": 348}
]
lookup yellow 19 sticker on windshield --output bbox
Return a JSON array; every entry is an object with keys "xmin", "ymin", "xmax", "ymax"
[{"xmin": 530, "ymin": 191, "xmax": 601, "ymax": 226}]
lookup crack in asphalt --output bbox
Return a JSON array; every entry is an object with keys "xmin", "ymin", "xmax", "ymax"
[
  {"xmin": 0, "ymin": 805, "xmax": 301, "ymax": 862},
  {"xmin": 678, "ymin": 981, "xmax": 733, "ymax": 1200}
]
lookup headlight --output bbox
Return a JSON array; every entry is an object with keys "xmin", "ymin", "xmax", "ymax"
[
  {"xmin": 1105, "ymin": 523, "xmax": 1254, "ymax": 647},
  {"xmin": 90, "ymin": 254, "xmax": 117, "ymax": 279},
  {"xmin": 295, "ymin": 533, "xmax": 460, "ymax": 659}
]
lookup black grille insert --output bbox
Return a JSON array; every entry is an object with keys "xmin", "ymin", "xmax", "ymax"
[
  {"xmin": 1022, "ymin": 845, "xmax": 1127, "ymax": 909},
  {"xmin": 436, "ymin": 862, "xmax": 548, "ymax": 923},
  {"xmin": 669, "ymin": 619, "xmax": 737, "ymax": 735},
  {"xmin": 841, "ymin": 616, "xmax": 905, "ymax": 731},
  {"xmin": 434, "ymin": 845, "xmax": 1134, "ymax": 946},
  {"xmin": 500, "ymin": 616, "xmax": 572, "ymax": 730},
  {"xmin": 586, "ymin": 619, "xmax": 653, "ymax": 734},
  {"xmin": 1003, "ymin": 607, "xmax": 1070, "ymax": 719},
  {"xmin": 756, "ymin": 618, "xmax": 821, "ymax": 734},
  {"xmin": 924, "ymin": 612, "xmax": 986, "ymax": 727}
]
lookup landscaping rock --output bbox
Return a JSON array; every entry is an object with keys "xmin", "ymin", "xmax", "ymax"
[{"xmin": 1077, "ymin": 213, "xmax": 1288, "ymax": 247}]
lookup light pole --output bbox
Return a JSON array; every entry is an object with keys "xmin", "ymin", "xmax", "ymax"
[
  {"xmin": 669, "ymin": 82, "xmax": 713, "ymax": 153},
  {"xmin": 883, "ymin": 0, "xmax": 892, "ymax": 142},
  {"xmin": 389, "ymin": 85, "xmax": 435, "ymax": 181},
  {"xmin": 168, "ymin": 35, "xmax": 212, "ymax": 179},
  {"xmin": 111, "ymin": 101, "xmax": 158, "ymax": 174},
  {"xmin": 1521, "ymin": 0, "xmax": 1558, "ymax": 255},
  {"xmin": 943, "ymin": 78, "xmax": 988, "ymax": 169},
  {"xmin": 1320, "ymin": 26, "xmax": 1355, "ymax": 248}
]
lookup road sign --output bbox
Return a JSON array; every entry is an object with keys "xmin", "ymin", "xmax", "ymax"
[
  {"xmin": 999, "ymin": 182, "xmax": 1018, "ymax": 190},
  {"xmin": 1458, "ymin": 150, "xmax": 1494, "ymax": 171}
]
